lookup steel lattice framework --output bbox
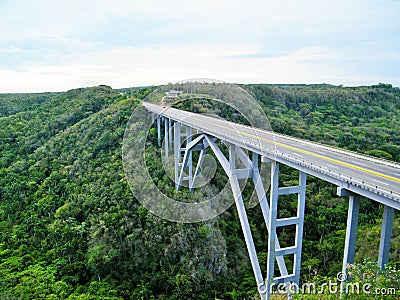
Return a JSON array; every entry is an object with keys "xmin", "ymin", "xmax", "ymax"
[{"xmin": 145, "ymin": 102, "xmax": 399, "ymax": 300}]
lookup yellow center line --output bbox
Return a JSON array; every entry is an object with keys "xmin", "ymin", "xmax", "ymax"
[
  {"xmin": 199, "ymin": 117, "xmax": 400, "ymax": 184},
  {"xmin": 153, "ymin": 104, "xmax": 400, "ymax": 185}
]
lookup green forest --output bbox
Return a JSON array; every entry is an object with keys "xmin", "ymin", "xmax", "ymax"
[{"xmin": 0, "ymin": 84, "xmax": 399, "ymax": 299}]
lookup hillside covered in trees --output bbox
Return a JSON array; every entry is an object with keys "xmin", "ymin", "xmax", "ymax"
[{"xmin": 0, "ymin": 84, "xmax": 399, "ymax": 299}]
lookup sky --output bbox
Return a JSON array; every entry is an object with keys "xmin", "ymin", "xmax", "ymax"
[{"xmin": 0, "ymin": 0, "xmax": 399, "ymax": 92}]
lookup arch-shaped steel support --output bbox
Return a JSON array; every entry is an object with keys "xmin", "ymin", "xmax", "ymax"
[
  {"xmin": 170, "ymin": 125, "xmax": 307, "ymax": 299},
  {"xmin": 148, "ymin": 105, "xmax": 399, "ymax": 300}
]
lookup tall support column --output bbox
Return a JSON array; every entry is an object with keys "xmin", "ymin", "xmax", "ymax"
[
  {"xmin": 342, "ymin": 195, "xmax": 360, "ymax": 279},
  {"xmin": 228, "ymin": 145, "xmax": 267, "ymax": 299},
  {"xmin": 265, "ymin": 161, "xmax": 307, "ymax": 297},
  {"xmin": 378, "ymin": 205, "xmax": 394, "ymax": 268},
  {"xmin": 294, "ymin": 171, "xmax": 307, "ymax": 284},
  {"xmin": 157, "ymin": 115, "xmax": 161, "ymax": 147},
  {"xmin": 168, "ymin": 119, "xmax": 173, "ymax": 147},
  {"xmin": 187, "ymin": 127, "xmax": 193, "ymax": 189},
  {"xmin": 174, "ymin": 122, "xmax": 181, "ymax": 188},
  {"xmin": 266, "ymin": 161, "xmax": 279, "ymax": 299},
  {"xmin": 250, "ymin": 153, "xmax": 289, "ymax": 278},
  {"xmin": 164, "ymin": 118, "xmax": 169, "ymax": 159}
]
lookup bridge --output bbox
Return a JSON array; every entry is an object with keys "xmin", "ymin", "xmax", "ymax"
[{"xmin": 143, "ymin": 101, "xmax": 399, "ymax": 299}]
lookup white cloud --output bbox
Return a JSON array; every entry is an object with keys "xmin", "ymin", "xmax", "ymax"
[
  {"xmin": 0, "ymin": 0, "xmax": 399, "ymax": 91},
  {"xmin": 1, "ymin": 0, "xmax": 393, "ymax": 42},
  {"xmin": 0, "ymin": 44, "xmax": 382, "ymax": 92}
]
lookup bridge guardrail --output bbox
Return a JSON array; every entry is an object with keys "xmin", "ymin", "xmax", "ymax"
[
  {"xmin": 271, "ymin": 148, "xmax": 400, "ymax": 202},
  {"xmin": 147, "ymin": 105, "xmax": 400, "ymax": 203},
  {"xmin": 189, "ymin": 121, "xmax": 400, "ymax": 202},
  {"xmin": 195, "ymin": 124, "xmax": 400, "ymax": 203},
  {"xmin": 269, "ymin": 131, "xmax": 400, "ymax": 169}
]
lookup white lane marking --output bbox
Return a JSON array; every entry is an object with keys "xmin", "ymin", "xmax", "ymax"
[
  {"xmin": 327, "ymin": 164, "xmax": 338, "ymax": 169},
  {"xmin": 293, "ymin": 152, "xmax": 303, "ymax": 157},
  {"xmin": 315, "ymin": 150, "xmax": 327, "ymax": 155},
  {"xmin": 352, "ymin": 160, "xmax": 367, "ymax": 167},
  {"xmin": 374, "ymin": 179, "xmax": 389, "ymax": 186},
  {"xmin": 396, "ymin": 173, "xmax": 400, "ymax": 176}
]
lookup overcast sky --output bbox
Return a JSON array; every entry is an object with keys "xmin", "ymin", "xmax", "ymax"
[{"xmin": 0, "ymin": 0, "xmax": 399, "ymax": 92}]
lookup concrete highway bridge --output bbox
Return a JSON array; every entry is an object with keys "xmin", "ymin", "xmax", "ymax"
[{"xmin": 143, "ymin": 101, "xmax": 399, "ymax": 299}]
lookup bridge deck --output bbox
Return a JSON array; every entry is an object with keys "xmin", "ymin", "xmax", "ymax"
[{"xmin": 144, "ymin": 102, "xmax": 400, "ymax": 209}]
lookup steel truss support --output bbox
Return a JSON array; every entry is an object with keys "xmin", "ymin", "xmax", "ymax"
[
  {"xmin": 236, "ymin": 148, "xmax": 289, "ymax": 276},
  {"xmin": 170, "ymin": 129, "xmax": 308, "ymax": 299},
  {"xmin": 151, "ymin": 111, "xmax": 398, "ymax": 300},
  {"xmin": 203, "ymin": 138, "xmax": 306, "ymax": 299},
  {"xmin": 224, "ymin": 144, "xmax": 269, "ymax": 297},
  {"xmin": 174, "ymin": 122, "xmax": 196, "ymax": 190},
  {"xmin": 265, "ymin": 161, "xmax": 307, "ymax": 298},
  {"xmin": 160, "ymin": 119, "xmax": 307, "ymax": 299}
]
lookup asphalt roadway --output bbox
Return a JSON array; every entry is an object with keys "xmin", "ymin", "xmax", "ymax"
[{"xmin": 143, "ymin": 102, "xmax": 400, "ymax": 207}]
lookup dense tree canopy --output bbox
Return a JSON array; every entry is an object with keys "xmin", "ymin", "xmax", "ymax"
[{"xmin": 0, "ymin": 84, "xmax": 398, "ymax": 299}]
